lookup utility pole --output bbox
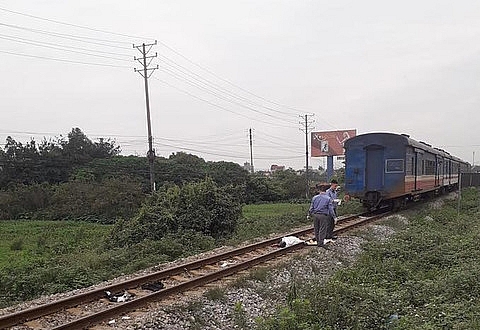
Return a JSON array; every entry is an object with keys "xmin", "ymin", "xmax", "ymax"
[
  {"xmin": 134, "ymin": 41, "xmax": 158, "ymax": 193},
  {"xmin": 299, "ymin": 114, "xmax": 315, "ymax": 199},
  {"xmin": 249, "ymin": 128, "xmax": 254, "ymax": 174}
]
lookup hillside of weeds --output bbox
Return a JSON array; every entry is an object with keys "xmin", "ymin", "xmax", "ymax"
[{"xmin": 258, "ymin": 188, "xmax": 480, "ymax": 330}]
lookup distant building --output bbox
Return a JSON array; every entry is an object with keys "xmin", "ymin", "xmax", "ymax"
[{"xmin": 270, "ymin": 164, "xmax": 285, "ymax": 172}]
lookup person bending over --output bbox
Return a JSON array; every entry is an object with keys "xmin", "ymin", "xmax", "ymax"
[{"xmin": 308, "ymin": 184, "xmax": 338, "ymax": 248}]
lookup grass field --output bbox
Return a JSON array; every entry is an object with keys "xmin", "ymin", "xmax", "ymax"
[
  {"xmin": 0, "ymin": 202, "xmax": 316, "ymax": 308},
  {"xmin": 0, "ymin": 221, "xmax": 111, "ymax": 267},
  {"xmin": 0, "ymin": 198, "xmax": 364, "ymax": 309}
]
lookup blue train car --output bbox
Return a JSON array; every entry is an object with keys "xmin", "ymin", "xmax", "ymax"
[{"xmin": 344, "ymin": 132, "xmax": 469, "ymax": 209}]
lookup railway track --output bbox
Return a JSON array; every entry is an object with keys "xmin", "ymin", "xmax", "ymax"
[{"xmin": 0, "ymin": 210, "xmax": 389, "ymax": 329}]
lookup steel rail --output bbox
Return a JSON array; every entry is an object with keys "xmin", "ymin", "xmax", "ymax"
[
  {"xmin": 51, "ymin": 242, "xmax": 305, "ymax": 329},
  {"xmin": 0, "ymin": 211, "xmax": 376, "ymax": 329},
  {"xmin": 53, "ymin": 212, "xmax": 389, "ymax": 329},
  {"xmin": 0, "ymin": 224, "xmax": 316, "ymax": 328}
]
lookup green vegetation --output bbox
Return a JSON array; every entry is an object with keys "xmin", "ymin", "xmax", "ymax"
[
  {"xmin": 257, "ymin": 188, "xmax": 480, "ymax": 329},
  {"xmin": 231, "ymin": 203, "xmax": 309, "ymax": 243},
  {"xmin": 110, "ymin": 177, "xmax": 242, "ymax": 246},
  {"xmin": 0, "ymin": 128, "xmax": 329, "ymax": 222},
  {"xmin": 0, "ymin": 200, "xmax": 313, "ymax": 308},
  {"xmin": 204, "ymin": 287, "xmax": 228, "ymax": 302},
  {"xmin": 232, "ymin": 301, "xmax": 249, "ymax": 329},
  {"xmin": 0, "ymin": 128, "xmax": 356, "ymax": 310},
  {"xmin": 0, "ymin": 185, "xmax": 364, "ymax": 308},
  {"xmin": 0, "ymin": 221, "xmax": 112, "ymax": 305}
]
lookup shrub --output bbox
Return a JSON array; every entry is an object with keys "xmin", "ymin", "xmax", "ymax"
[{"xmin": 110, "ymin": 177, "xmax": 242, "ymax": 246}]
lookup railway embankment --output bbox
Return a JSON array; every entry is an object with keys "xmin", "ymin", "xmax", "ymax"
[{"xmin": 110, "ymin": 189, "xmax": 478, "ymax": 329}]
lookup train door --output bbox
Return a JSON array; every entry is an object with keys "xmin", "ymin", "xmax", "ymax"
[
  {"xmin": 414, "ymin": 152, "xmax": 418, "ymax": 190},
  {"xmin": 365, "ymin": 145, "xmax": 384, "ymax": 191},
  {"xmin": 436, "ymin": 157, "xmax": 443, "ymax": 186},
  {"xmin": 447, "ymin": 159, "xmax": 452, "ymax": 184},
  {"xmin": 444, "ymin": 160, "xmax": 448, "ymax": 184},
  {"xmin": 414, "ymin": 149, "xmax": 424, "ymax": 191}
]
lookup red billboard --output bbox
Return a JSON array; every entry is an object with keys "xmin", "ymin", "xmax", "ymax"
[{"xmin": 311, "ymin": 129, "xmax": 356, "ymax": 157}]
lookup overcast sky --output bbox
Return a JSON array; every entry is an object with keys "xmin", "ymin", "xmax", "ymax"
[{"xmin": 1, "ymin": 1, "xmax": 480, "ymax": 171}]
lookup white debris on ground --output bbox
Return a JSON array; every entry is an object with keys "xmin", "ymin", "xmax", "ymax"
[
  {"xmin": 0, "ymin": 218, "xmax": 406, "ymax": 330},
  {"xmin": 278, "ymin": 235, "xmax": 304, "ymax": 247},
  {"xmin": 109, "ymin": 221, "xmax": 404, "ymax": 330}
]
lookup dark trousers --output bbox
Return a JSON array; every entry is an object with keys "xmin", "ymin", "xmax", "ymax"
[
  {"xmin": 313, "ymin": 214, "xmax": 329, "ymax": 246},
  {"xmin": 326, "ymin": 216, "xmax": 334, "ymax": 239},
  {"xmin": 326, "ymin": 207, "xmax": 337, "ymax": 239}
]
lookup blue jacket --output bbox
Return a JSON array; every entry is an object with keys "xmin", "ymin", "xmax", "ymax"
[{"xmin": 309, "ymin": 192, "xmax": 336, "ymax": 218}]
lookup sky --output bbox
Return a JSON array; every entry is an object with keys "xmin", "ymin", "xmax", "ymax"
[{"xmin": 1, "ymin": 1, "xmax": 480, "ymax": 171}]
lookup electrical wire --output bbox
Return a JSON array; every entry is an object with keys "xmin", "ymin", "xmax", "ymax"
[
  {"xmin": 0, "ymin": 34, "xmax": 132, "ymax": 61},
  {"xmin": 0, "ymin": 49, "xmax": 131, "ymax": 68},
  {"xmin": 0, "ymin": 6, "xmax": 153, "ymax": 42},
  {"xmin": 0, "ymin": 22, "xmax": 133, "ymax": 49},
  {"xmin": 152, "ymin": 77, "xmax": 296, "ymax": 129},
  {"xmin": 156, "ymin": 39, "xmax": 314, "ymax": 116},
  {"xmin": 158, "ymin": 55, "xmax": 299, "ymax": 118},
  {"xmin": 158, "ymin": 66, "xmax": 297, "ymax": 124}
]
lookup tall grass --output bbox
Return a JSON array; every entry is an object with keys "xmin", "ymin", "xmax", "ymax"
[
  {"xmin": 257, "ymin": 188, "xmax": 480, "ymax": 329},
  {"xmin": 0, "ymin": 202, "xmax": 315, "ymax": 308}
]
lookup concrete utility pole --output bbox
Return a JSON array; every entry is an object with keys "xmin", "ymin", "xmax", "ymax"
[
  {"xmin": 299, "ymin": 114, "xmax": 315, "ymax": 199},
  {"xmin": 249, "ymin": 128, "xmax": 254, "ymax": 174},
  {"xmin": 134, "ymin": 41, "xmax": 158, "ymax": 193}
]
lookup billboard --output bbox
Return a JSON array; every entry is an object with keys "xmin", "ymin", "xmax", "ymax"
[{"xmin": 311, "ymin": 129, "xmax": 356, "ymax": 157}]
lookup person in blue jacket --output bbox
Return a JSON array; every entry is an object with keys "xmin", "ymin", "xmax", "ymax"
[
  {"xmin": 325, "ymin": 179, "xmax": 339, "ymax": 240},
  {"xmin": 308, "ymin": 184, "xmax": 338, "ymax": 248}
]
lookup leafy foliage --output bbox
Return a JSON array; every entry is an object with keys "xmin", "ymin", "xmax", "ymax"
[
  {"xmin": 0, "ymin": 128, "xmax": 119, "ymax": 187},
  {"xmin": 0, "ymin": 128, "xmax": 347, "ymax": 223},
  {"xmin": 111, "ymin": 177, "xmax": 242, "ymax": 246},
  {"xmin": 0, "ymin": 201, "xmax": 306, "ymax": 308},
  {"xmin": 0, "ymin": 177, "xmax": 144, "ymax": 223}
]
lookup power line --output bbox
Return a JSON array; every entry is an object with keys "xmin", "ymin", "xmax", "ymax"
[
  {"xmin": 0, "ymin": 22, "xmax": 133, "ymax": 49},
  {"xmin": 158, "ymin": 54, "xmax": 299, "ymax": 118},
  {"xmin": 0, "ymin": 49, "xmax": 131, "ymax": 68},
  {"xmin": 156, "ymin": 39, "xmax": 309, "ymax": 116},
  {"xmin": 0, "ymin": 5, "xmax": 318, "ymax": 124},
  {"xmin": 0, "ymin": 6, "xmax": 153, "ymax": 41},
  {"xmin": 158, "ymin": 65, "xmax": 296, "ymax": 124},
  {"xmin": 0, "ymin": 34, "xmax": 132, "ymax": 61},
  {"xmin": 152, "ymin": 77, "xmax": 295, "ymax": 129}
]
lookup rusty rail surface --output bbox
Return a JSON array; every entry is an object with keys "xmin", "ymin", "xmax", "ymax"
[{"xmin": 0, "ymin": 211, "xmax": 388, "ymax": 329}]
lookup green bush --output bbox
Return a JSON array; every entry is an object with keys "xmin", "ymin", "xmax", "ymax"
[
  {"xmin": 111, "ymin": 177, "xmax": 242, "ymax": 246},
  {"xmin": 0, "ymin": 177, "xmax": 145, "ymax": 223}
]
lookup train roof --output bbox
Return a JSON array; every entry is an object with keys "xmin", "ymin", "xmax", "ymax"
[{"xmin": 345, "ymin": 132, "xmax": 468, "ymax": 165}]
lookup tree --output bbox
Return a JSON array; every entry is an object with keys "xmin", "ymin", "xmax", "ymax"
[
  {"xmin": 0, "ymin": 128, "xmax": 122, "ymax": 188},
  {"xmin": 245, "ymin": 175, "xmax": 284, "ymax": 203},
  {"xmin": 111, "ymin": 177, "xmax": 242, "ymax": 245},
  {"xmin": 0, "ymin": 137, "xmax": 41, "ymax": 185},
  {"xmin": 271, "ymin": 169, "xmax": 305, "ymax": 199},
  {"xmin": 157, "ymin": 152, "xmax": 207, "ymax": 184},
  {"xmin": 206, "ymin": 161, "xmax": 249, "ymax": 187}
]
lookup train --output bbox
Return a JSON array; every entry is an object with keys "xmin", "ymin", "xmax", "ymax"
[{"xmin": 343, "ymin": 132, "xmax": 470, "ymax": 209}]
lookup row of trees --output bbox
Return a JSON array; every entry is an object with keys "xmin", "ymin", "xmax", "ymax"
[
  {"xmin": 0, "ymin": 128, "xmax": 120, "ymax": 186},
  {"xmin": 0, "ymin": 128, "xmax": 327, "ymax": 222}
]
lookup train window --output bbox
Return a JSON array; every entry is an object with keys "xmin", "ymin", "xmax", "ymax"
[
  {"xmin": 385, "ymin": 159, "xmax": 404, "ymax": 173},
  {"xmin": 425, "ymin": 160, "xmax": 435, "ymax": 175},
  {"xmin": 406, "ymin": 157, "xmax": 414, "ymax": 175}
]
